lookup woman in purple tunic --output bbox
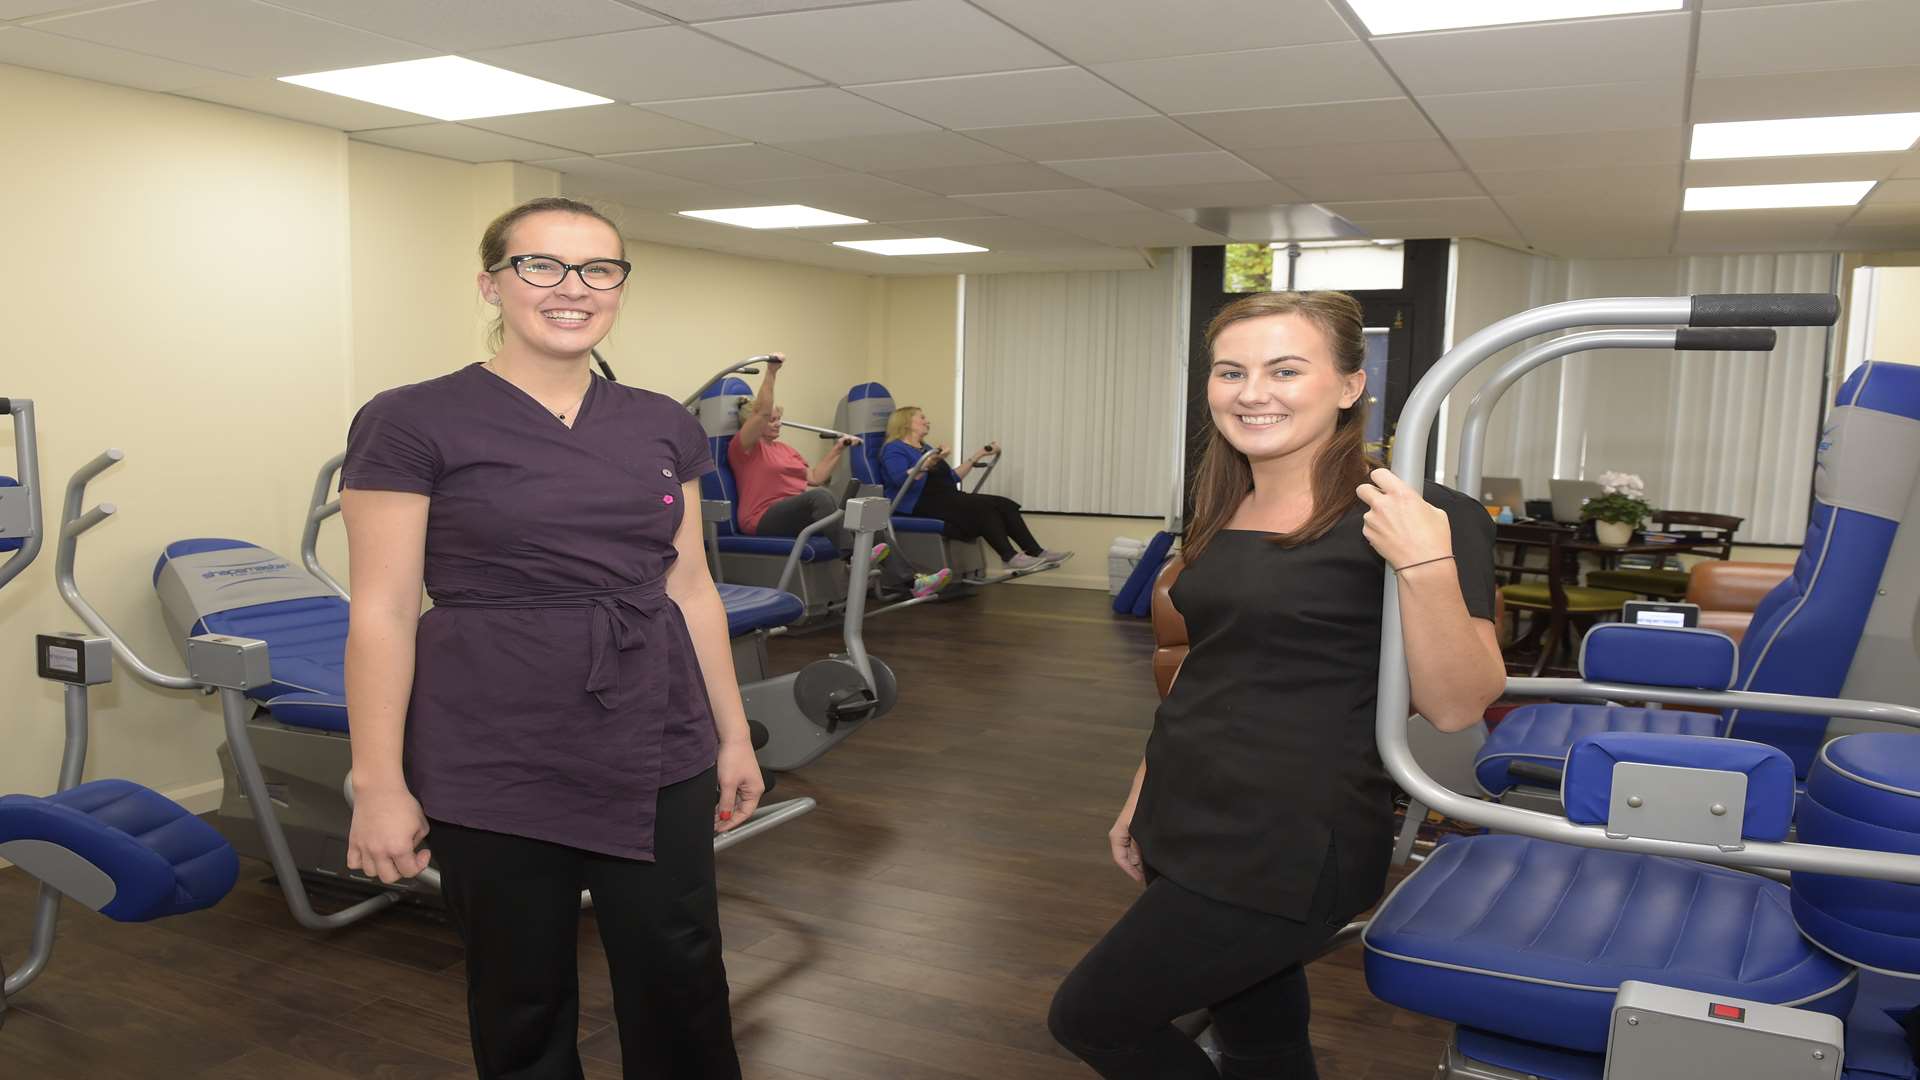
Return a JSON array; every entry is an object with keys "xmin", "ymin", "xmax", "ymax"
[{"xmin": 339, "ymin": 197, "xmax": 756, "ymax": 1079}]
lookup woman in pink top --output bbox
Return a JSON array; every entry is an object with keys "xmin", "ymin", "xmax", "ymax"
[{"xmin": 729, "ymin": 358, "xmax": 949, "ymax": 597}]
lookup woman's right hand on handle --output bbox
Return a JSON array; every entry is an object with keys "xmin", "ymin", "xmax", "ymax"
[
  {"xmin": 1109, "ymin": 803, "xmax": 1145, "ymax": 884},
  {"xmin": 347, "ymin": 784, "xmax": 432, "ymax": 884}
]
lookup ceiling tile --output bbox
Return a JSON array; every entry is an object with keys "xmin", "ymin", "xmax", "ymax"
[
  {"xmin": 1499, "ymin": 190, "xmax": 1679, "ymax": 230},
  {"xmin": 1675, "ymin": 209, "xmax": 1845, "ymax": 252},
  {"xmin": 34, "ymin": 0, "xmax": 429, "ymax": 77},
  {"xmin": 1373, "ymin": 13, "xmax": 1689, "ymax": 96},
  {"xmin": 874, "ymin": 162, "xmax": 1088, "ymax": 195},
  {"xmin": 960, "ymin": 116, "xmax": 1216, "ymax": 160},
  {"xmin": 260, "ymin": 0, "xmax": 664, "ymax": 52},
  {"xmin": 952, "ymin": 188, "xmax": 1154, "ymax": 217},
  {"xmin": 1476, "ymin": 164, "xmax": 1679, "ymax": 197},
  {"xmin": 1697, "ymin": 0, "xmax": 1920, "ymax": 78},
  {"xmin": 1320, "ymin": 197, "xmax": 1512, "ymax": 235},
  {"xmin": 649, "ymin": 0, "xmax": 870, "ymax": 19},
  {"xmin": 959, "ymin": 247, "xmax": 1154, "ymax": 271},
  {"xmin": 176, "ymin": 75, "xmax": 430, "ymax": 128},
  {"xmin": 1420, "ymin": 81, "xmax": 1683, "ymax": 140},
  {"xmin": 1, "ymin": 0, "xmax": 121, "ymax": 17},
  {"xmin": 698, "ymin": 0, "xmax": 1061, "ymax": 84},
  {"xmin": 1831, "ymin": 221, "xmax": 1920, "ymax": 251},
  {"xmin": 1523, "ymin": 227, "xmax": 1673, "ymax": 258},
  {"xmin": 1689, "ymin": 66, "xmax": 1920, "ymax": 123},
  {"xmin": 965, "ymin": 0, "xmax": 1352, "ymax": 64},
  {"xmin": 1042, "ymin": 151, "xmax": 1268, "ymax": 187},
  {"xmin": 1109, "ymin": 180, "xmax": 1306, "ymax": 210},
  {"xmin": 645, "ymin": 88, "xmax": 935, "ymax": 142},
  {"xmin": 1237, "ymin": 139, "xmax": 1461, "ymax": 176},
  {"xmin": 1848, "ymin": 203, "xmax": 1920, "ymax": 226},
  {"xmin": 769, "ymin": 131, "xmax": 1019, "ymax": 171},
  {"xmin": 1285, "ymin": 170, "xmax": 1482, "ymax": 202},
  {"xmin": 468, "ymin": 105, "xmax": 737, "ymax": 155},
  {"xmin": 561, "ymin": 168, "xmax": 754, "ymax": 211},
  {"xmin": 1900, "ymin": 153, "xmax": 1920, "ymax": 180},
  {"xmin": 1450, "ymin": 128, "xmax": 1685, "ymax": 171},
  {"xmin": 352, "ymin": 124, "xmax": 571, "ymax": 163},
  {"xmin": 1091, "ymin": 41, "xmax": 1399, "ymax": 115},
  {"xmin": 1051, "ymin": 211, "xmax": 1229, "ymax": 246},
  {"xmin": 848, "ymin": 67, "xmax": 1152, "ymax": 129},
  {"xmin": 1174, "ymin": 98, "xmax": 1433, "ymax": 151},
  {"xmin": 473, "ymin": 27, "xmax": 817, "ymax": 104},
  {"xmin": 0, "ymin": 25, "xmax": 241, "ymax": 91},
  {"xmin": 879, "ymin": 216, "xmax": 1112, "ymax": 250},
  {"xmin": 606, "ymin": 143, "xmax": 845, "ymax": 182},
  {"xmin": 729, "ymin": 173, "xmax": 979, "ymax": 221},
  {"xmin": 1684, "ymin": 154, "xmax": 1906, "ymax": 188},
  {"xmin": 1867, "ymin": 179, "xmax": 1920, "ymax": 205}
]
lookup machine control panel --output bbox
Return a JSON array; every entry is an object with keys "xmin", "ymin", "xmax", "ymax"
[{"xmin": 36, "ymin": 633, "xmax": 113, "ymax": 686}]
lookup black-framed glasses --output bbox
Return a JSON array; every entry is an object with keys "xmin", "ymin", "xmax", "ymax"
[{"xmin": 488, "ymin": 254, "xmax": 632, "ymax": 290}]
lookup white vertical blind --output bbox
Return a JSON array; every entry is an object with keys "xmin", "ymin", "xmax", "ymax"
[
  {"xmin": 959, "ymin": 258, "xmax": 1182, "ymax": 515},
  {"xmin": 1479, "ymin": 251, "xmax": 1836, "ymax": 545}
]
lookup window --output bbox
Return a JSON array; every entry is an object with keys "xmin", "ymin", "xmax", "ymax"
[{"xmin": 1224, "ymin": 241, "xmax": 1405, "ymax": 293}]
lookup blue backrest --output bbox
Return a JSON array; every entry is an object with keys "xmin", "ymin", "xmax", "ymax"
[
  {"xmin": 836, "ymin": 382, "xmax": 895, "ymax": 487},
  {"xmin": 152, "ymin": 538, "xmax": 349, "ymax": 701},
  {"xmin": 1729, "ymin": 361, "xmax": 1920, "ymax": 776},
  {"xmin": 693, "ymin": 377, "xmax": 753, "ymax": 535}
]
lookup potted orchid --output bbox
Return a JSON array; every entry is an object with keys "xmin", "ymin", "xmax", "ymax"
[{"xmin": 1583, "ymin": 471, "xmax": 1650, "ymax": 546}]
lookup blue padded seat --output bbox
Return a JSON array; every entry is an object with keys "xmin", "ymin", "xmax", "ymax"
[
  {"xmin": 889, "ymin": 516, "xmax": 948, "ymax": 534},
  {"xmin": 1364, "ymin": 833, "xmax": 1856, "ymax": 1054},
  {"xmin": 718, "ymin": 583, "xmax": 804, "ymax": 636},
  {"xmin": 262, "ymin": 691, "xmax": 349, "ymax": 734},
  {"xmin": 1474, "ymin": 703, "xmax": 1723, "ymax": 795},
  {"xmin": 1793, "ymin": 732, "xmax": 1920, "ymax": 976},
  {"xmin": 0, "ymin": 779, "xmax": 237, "ymax": 921},
  {"xmin": 714, "ymin": 534, "xmax": 841, "ymax": 561}
]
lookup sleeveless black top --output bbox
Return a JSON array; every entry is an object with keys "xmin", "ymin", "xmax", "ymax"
[{"xmin": 1130, "ymin": 484, "xmax": 1497, "ymax": 921}]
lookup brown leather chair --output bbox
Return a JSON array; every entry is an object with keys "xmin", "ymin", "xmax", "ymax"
[
  {"xmin": 1151, "ymin": 556, "xmax": 1187, "ymax": 699},
  {"xmin": 1687, "ymin": 560, "xmax": 1792, "ymax": 644}
]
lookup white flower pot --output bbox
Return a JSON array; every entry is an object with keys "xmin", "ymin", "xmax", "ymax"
[{"xmin": 1594, "ymin": 520, "xmax": 1636, "ymax": 546}]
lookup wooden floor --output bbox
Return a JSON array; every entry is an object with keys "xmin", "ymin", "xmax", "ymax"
[{"xmin": 0, "ymin": 586, "xmax": 1451, "ymax": 1078}]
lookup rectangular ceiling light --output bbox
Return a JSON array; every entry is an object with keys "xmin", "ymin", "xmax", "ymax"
[
  {"xmin": 833, "ymin": 238, "xmax": 989, "ymax": 255},
  {"xmin": 1347, "ymin": 0, "xmax": 1682, "ymax": 35},
  {"xmin": 678, "ymin": 205, "xmax": 869, "ymax": 229},
  {"xmin": 1683, "ymin": 181, "xmax": 1876, "ymax": 211},
  {"xmin": 280, "ymin": 57, "xmax": 609, "ymax": 121},
  {"xmin": 1691, "ymin": 112, "xmax": 1920, "ymax": 160}
]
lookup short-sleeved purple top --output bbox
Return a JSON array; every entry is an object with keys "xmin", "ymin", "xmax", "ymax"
[{"xmin": 342, "ymin": 363, "xmax": 718, "ymax": 861}]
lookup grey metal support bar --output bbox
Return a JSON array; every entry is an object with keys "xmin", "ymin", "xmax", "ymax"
[
  {"xmin": 55, "ymin": 449, "xmax": 198, "ymax": 691},
  {"xmin": 1372, "ymin": 294, "xmax": 1911, "ymax": 881},
  {"xmin": 680, "ymin": 356, "xmax": 775, "ymax": 408},
  {"xmin": 1458, "ymin": 328, "xmax": 1777, "ymax": 497},
  {"xmin": 302, "ymin": 452, "xmax": 349, "ymax": 601},
  {"xmin": 774, "ymin": 508, "xmax": 846, "ymax": 595}
]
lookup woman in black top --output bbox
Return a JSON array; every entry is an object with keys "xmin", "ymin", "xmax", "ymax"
[{"xmin": 1048, "ymin": 291, "xmax": 1504, "ymax": 1079}]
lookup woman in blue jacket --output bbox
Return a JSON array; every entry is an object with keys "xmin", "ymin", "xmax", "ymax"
[{"xmin": 880, "ymin": 406, "xmax": 1068, "ymax": 571}]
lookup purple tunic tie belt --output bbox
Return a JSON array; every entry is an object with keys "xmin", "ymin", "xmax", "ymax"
[{"xmin": 431, "ymin": 579, "xmax": 673, "ymax": 710}]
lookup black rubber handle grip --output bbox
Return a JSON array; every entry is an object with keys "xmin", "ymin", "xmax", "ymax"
[
  {"xmin": 1674, "ymin": 328, "xmax": 1777, "ymax": 352},
  {"xmin": 0, "ymin": 398, "xmax": 11, "ymax": 415},
  {"xmin": 1690, "ymin": 293, "xmax": 1839, "ymax": 328},
  {"xmin": 1507, "ymin": 761, "xmax": 1566, "ymax": 788}
]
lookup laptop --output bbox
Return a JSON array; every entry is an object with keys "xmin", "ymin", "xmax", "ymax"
[
  {"xmin": 1478, "ymin": 476, "xmax": 1525, "ymax": 517},
  {"xmin": 1549, "ymin": 478, "xmax": 1608, "ymax": 523}
]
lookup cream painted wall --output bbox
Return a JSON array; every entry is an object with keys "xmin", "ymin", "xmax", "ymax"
[
  {"xmin": 0, "ymin": 63, "xmax": 351, "ymax": 805},
  {"xmin": 1866, "ymin": 264, "xmax": 1920, "ymax": 362},
  {"xmin": 1440, "ymin": 239, "xmax": 1555, "ymax": 494}
]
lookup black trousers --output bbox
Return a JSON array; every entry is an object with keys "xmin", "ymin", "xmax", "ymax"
[
  {"xmin": 1048, "ymin": 860, "xmax": 1345, "ymax": 1080},
  {"xmin": 914, "ymin": 486, "xmax": 1042, "ymax": 561},
  {"xmin": 429, "ymin": 767, "xmax": 741, "ymax": 1080},
  {"xmin": 753, "ymin": 487, "xmax": 852, "ymax": 551}
]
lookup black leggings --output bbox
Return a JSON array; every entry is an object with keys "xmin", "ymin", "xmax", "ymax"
[
  {"xmin": 914, "ymin": 485, "xmax": 1042, "ymax": 561},
  {"xmin": 429, "ymin": 767, "xmax": 741, "ymax": 1080},
  {"xmin": 1048, "ymin": 860, "xmax": 1345, "ymax": 1080}
]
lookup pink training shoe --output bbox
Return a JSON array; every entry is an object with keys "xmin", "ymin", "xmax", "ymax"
[
  {"xmin": 912, "ymin": 568, "xmax": 952, "ymax": 599},
  {"xmin": 870, "ymin": 542, "xmax": 891, "ymax": 567}
]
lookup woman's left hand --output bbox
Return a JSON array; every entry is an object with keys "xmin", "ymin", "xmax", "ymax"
[
  {"xmin": 1356, "ymin": 468, "xmax": 1452, "ymax": 571},
  {"xmin": 714, "ymin": 738, "xmax": 765, "ymax": 833}
]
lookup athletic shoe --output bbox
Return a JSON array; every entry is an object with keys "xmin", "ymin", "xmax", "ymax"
[
  {"xmin": 1038, "ymin": 549, "xmax": 1074, "ymax": 565},
  {"xmin": 912, "ymin": 568, "xmax": 952, "ymax": 598},
  {"xmin": 1006, "ymin": 553, "xmax": 1046, "ymax": 571},
  {"xmin": 870, "ymin": 542, "xmax": 891, "ymax": 567}
]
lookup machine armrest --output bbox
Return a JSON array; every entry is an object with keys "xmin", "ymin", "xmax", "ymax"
[
  {"xmin": 1579, "ymin": 624, "xmax": 1738, "ymax": 690},
  {"xmin": 1564, "ymin": 732, "xmax": 1795, "ymax": 843}
]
